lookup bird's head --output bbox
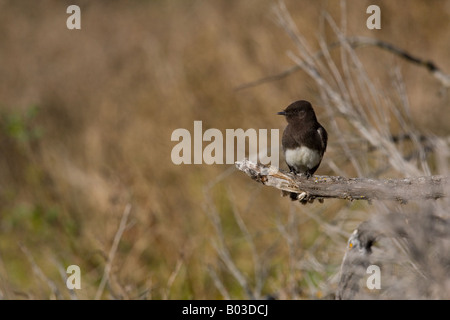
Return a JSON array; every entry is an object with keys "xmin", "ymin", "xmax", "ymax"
[{"xmin": 277, "ymin": 100, "xmax": 317, "ymax": 124}]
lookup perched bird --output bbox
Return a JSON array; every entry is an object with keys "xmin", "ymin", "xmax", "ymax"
[{"xmin": 277, "ymin": 100, "xmax": 328, "ymax": 201}]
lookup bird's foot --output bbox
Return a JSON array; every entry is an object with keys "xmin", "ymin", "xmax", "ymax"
[
  {"xmin": 285, "ymin": 191, "xmax": 324, "ymax": 204},
  {"xmin": 299, "ymin": 192, "xmax": 316, "ymax": 204},
  {"xmin": 289, "ymin": 191, "xmax": 310, "ymax": 204},
  {"xmin": 286, "ymin": 169, "xmax": 319, "ymax": 203},
  {"xmin": 289, "ymin": 170, "xmax": 312, "ymax": 179},
  {"xmin": 296, "ymin": 192, "xmax": 324, "ymax": 205}
]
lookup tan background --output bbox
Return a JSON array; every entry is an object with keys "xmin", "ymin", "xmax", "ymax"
[{"xmin": 0, "ymin": 0, "xmax": 448, "ymax": 299}]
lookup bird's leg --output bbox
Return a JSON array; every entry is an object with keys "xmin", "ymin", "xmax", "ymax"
[
  {"xmin": 289, "ymin": 166, "xmax": 312, "ymax": 179},
  {"xmin": 286, "ymin": 168, "xmax": 320, "ymax": 203},
  {"xmin": 288, "ymin": 165, "xmax": 298, "ymax": 175},
  {"xmin": 287, "ymin": 167, "xmax": 301, "ymax": 200}
]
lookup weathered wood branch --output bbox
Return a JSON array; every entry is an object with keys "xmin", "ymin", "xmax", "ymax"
[{"xmin": 235, "ymin": 159, "xmax": 450, "ymax": 203}]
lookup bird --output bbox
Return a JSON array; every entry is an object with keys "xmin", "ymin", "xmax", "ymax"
[{"xmin": 277, "ymin": 100, "xmax": 328, "ymax": 201}]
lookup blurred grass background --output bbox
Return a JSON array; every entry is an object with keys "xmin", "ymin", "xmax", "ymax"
[{"xmin": 0, "ymin": 0, "xmax": 448, "ymax": 299}]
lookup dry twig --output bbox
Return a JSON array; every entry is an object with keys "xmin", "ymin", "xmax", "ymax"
[{"xmin": 95, "ymin": 203, "xmax": 132, "ymax": 300}]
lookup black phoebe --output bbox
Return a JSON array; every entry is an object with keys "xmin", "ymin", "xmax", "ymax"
[{"xmin": 278, "ymin": 100, "xmax": 328, "ymax": 200}]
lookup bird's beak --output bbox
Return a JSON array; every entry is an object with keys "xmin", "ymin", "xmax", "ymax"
[{"xmin": 277, "ymin": 111, "xmax": 286, "ymax": 115}]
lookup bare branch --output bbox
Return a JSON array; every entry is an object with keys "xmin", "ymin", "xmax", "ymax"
[
  {"xmin": 20, "ymin": 244, "xmax": 63, "ymax": 299},
  {"xmin": 235, "ymin": 159, "xmax": 449, "ymax": 203},
  {"xmin": 235, "ymin": 36, "xmax": 449, "ymax": 91},
  {"xmin": 347, "ymin": 36, "xmax": 450, "ymax": 88},
  {"xmin": 95, "ymin": 203, "xmax": 132, "ymax": 300},
  {"xmin": 163, "ymin": 259, "xmax": 183, "ymax": 300}
]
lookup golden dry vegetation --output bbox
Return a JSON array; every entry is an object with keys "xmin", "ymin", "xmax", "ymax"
[{"xmin": 0, "ymin": 0, "xmax": 449, "ymax": 299}]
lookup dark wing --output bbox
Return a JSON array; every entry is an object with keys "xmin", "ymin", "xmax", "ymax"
[
  {"xmin": 317, "ymin": 125, "xmax": 328, "ymax": 155},
  {"xmin": 282, "ymin": 123, "xmax": 328, "ymax": 154}
]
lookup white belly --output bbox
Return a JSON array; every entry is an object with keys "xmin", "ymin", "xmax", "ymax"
[{"xmin": 285, "ymin": 146, "xmax": 321, "ymax": 170}]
